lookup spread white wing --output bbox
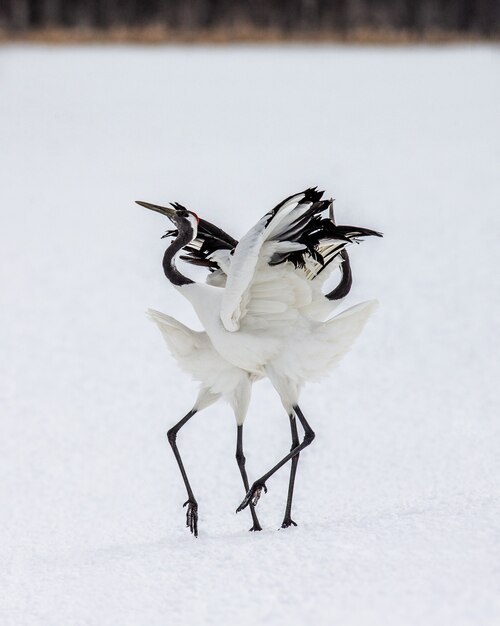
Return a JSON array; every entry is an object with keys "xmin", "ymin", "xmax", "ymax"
[
  {"xmin": 172, "ymin": 188, "xmax": 381, "ymax": 331},
  {"xmin": 220, "ymin": 190, "xmax": 321, "ymax": 332},
  {"xmin": 219, "ymin": 189, "xmax": 365, "ymax": 332}
]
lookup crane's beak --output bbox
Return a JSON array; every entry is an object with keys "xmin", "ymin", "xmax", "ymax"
[{"xmin": 135, "ymin": 201, "xmax": 177, "ymax": 220}]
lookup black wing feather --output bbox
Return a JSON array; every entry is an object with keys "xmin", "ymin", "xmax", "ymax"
[{"xmin": 164, "ymin": 193, "xmax": 381, "ymax": 302}]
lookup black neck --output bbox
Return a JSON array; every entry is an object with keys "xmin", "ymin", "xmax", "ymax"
[
  {"xmin": 163, "ymin": 228, "xmax": 194, "ymax": 286},
  {"xmin": 325, "ymin": 251, "xmax": 352, "ymax": 301}
]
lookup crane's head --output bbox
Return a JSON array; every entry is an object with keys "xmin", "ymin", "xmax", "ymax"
[{"xmin": 136, "ymin": 200, "xmax": 199, "ymax": 238}]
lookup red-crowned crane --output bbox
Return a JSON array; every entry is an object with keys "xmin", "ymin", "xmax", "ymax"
[{"xmin": 138, "ymin": 189, "xmax": 381, "ymax": 537}]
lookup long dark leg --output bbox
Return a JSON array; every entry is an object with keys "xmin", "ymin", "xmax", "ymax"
[
  {"xmin": 281, "ymin": 412, "xmax": 300, "ymax": 528},
  {"xmin": 167, "ymin": 409, "xmax": 199, "ymax": 537},
  {"xmin": 236, "ymin": 404, "xmax": 315, "ymax": 513},
  {"xmin": 236, "ymin": 425, "xmax": 262, "ymax": 532}
]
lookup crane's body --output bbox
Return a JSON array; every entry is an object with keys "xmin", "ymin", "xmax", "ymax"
[
  {"xmin": 148, "ymin": 308, "xmax": 257, "ymax": 423},
  {"xmin": 139, "ymin": 188, "xmax": 381, "ymax": 536}
]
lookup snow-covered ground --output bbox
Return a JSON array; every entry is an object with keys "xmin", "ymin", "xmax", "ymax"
[{"xmin": 1, "ymin": 44, "xmax": 499, "ymax": 626}]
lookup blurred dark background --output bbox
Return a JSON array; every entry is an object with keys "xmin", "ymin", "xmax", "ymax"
[{"xmin": 1, "ymin": 0, "xmax": 499, "ymax": 40}]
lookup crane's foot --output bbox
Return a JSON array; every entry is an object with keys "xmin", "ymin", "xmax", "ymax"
[
  {"xmin": 249, "ymin": 522, "xmax": 263, "ymax": 532},
  {"xmin": 280, "ymin": 517, "xmax": 298, "ymax": 529},
  {"xmin": 183, "ymin": 499, "xmax": 198, "ymax": 538},
  {"xmin": 236, "ymin": 482, "xmax": 267, "ymax": 513}
]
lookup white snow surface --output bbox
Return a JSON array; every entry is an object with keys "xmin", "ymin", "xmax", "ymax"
[{"xmin": 1, "ymin": 44, "xmax": 499, "ymax": 626}]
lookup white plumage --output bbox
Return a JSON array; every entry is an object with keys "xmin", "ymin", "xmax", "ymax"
[
  {"xmin": 138, "ymin": 188, "xmax": 381, "ymax": 536},
  {"xmin": 147, "ymin": 308, "xmax": 256, "ymax": 424}
]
